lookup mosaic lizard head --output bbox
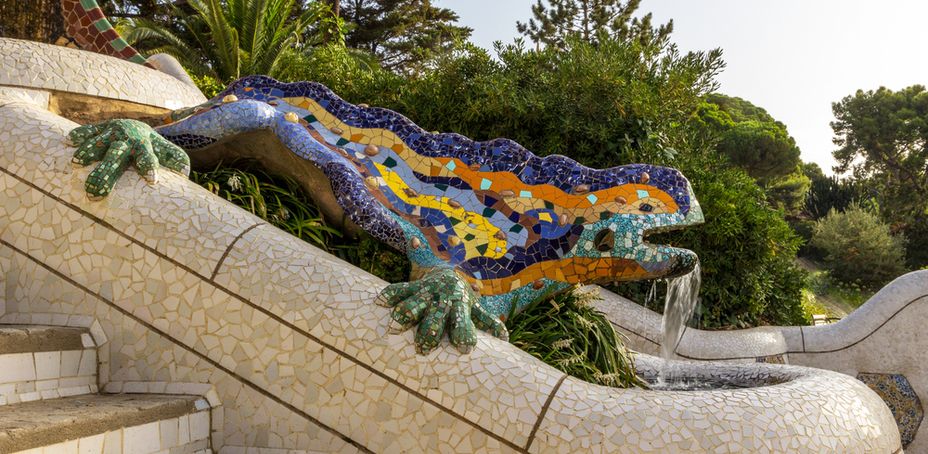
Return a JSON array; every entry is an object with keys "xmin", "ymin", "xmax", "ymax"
[
  {"xmin": 557, "ymin": 163, "xmax": 704, "ymax": 282},
  {"xmin": 440, "ymin": 156, "xmax": 705, "ymax": 303}
]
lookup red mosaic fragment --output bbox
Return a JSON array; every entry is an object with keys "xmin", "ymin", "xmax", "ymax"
[{"xmin": 86, "ymin": 8, "xmax": 105, "ymax": 21}]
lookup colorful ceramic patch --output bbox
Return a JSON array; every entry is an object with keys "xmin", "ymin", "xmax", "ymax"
[
  {"xmin": 858, "ymin": 373, "xmax": 923, "ymax": 448},
  {"xmin": 69, "ymin": 75, "xmax": 702, "ymax": 353}
]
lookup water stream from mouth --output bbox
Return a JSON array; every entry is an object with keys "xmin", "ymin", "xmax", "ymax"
[{"xmin": 657, "ymin": 262, "xmax": 701, "ymax": 383}]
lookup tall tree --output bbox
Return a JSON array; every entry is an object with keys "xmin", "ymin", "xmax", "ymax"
[
  {"xmin": 340, "ymin": 0, "xmax": 472, "ymax": 73},
  {"xmin": 832, "ymin": 85, "xmax": 928, "ymax": 268},
  {"xmin": 832, "ymin": 85, "xmax": 928, "ymax": 221},
  {"xmin": 693, "ymin": 94, "xmax": 807, "ymax": 215},
  {"xmin": 696, "ymin": 94, "xmax": 803, "ymax": 182},
  {"xmin": 516, "ymin": 0, "xmax": 672, "ymax": 48}
]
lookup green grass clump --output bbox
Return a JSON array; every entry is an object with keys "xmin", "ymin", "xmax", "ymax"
[
  {"xmin": 191, "ymin": 161, "xmax": 411, "ymax": 282},
  {"xmin": 807, "ymin": 269, "xmax": 873, "ymax": 310},
  {"xmin": 799, "ymin": 289, "xmax": 838, "ymax": 320},
  {"xmin": 507, "ymin": 286, "xmax": 647, "ymax": 389},
  {"xmin": 192, "ymin": 164, "xmax": 342, "ymax": 250}
]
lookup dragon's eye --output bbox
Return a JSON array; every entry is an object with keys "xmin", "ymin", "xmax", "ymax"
[
  {"xmin": 593, "ymin": 228, "xmax": 614, "ymax": 252},
  {"xmin": 639, "ymin": 203, "xmax": 653, "ymax": 213}
]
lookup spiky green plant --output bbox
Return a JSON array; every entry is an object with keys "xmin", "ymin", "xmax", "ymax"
[
  {"xmin": 191, "ymin": 162, "xmax": 410, "ymax": 282},
  {"xmin": 191, "ymin": 163, "xmax": 341, "ymax": 249},
  {"xmin": 122, "ymin": 0, "xmax": 344, "ymax": 80},
  {"xmin": 507, "ymin": 286, "xmax": 647, "ymax": 388}
]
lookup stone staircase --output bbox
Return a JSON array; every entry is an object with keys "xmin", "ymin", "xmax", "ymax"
[{"xmin": 0, "ymin": 325, "xmax": 212, "ymax": 454}]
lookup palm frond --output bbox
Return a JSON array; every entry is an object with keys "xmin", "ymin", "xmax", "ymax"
[{"xmin": 121, "ymin": 0, "xmax": 331, "ymax": 80}]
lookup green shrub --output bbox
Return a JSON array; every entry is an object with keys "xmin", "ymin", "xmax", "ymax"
[
  {"xmin": 803, "ymin": 172, "xmax": 873, "ymax": 220},
  {"xmin": 790, "ymin": 218, "xmax": 822, "ymax": 260},
  {"xmin": 765, "ymin": 169, "xmax": 811, "ymax": 217},
  {"xmin": 275, "ymin": 45, "xmax": 403, "ymax": 104},
  {"xmin": 507, "ymin": 286, "xmax": 646, "ymax": 388},
  {"xmin": 800, "ymin": 289, "xmax": 836, "ymax": 320},
  {"xmin": 902, "ymin": 215, "xmax": 928, "ymax": 269},
  {"xmin": 811, "ymin": 204, "xmax": 907, "ymax": 288},
  {"xmin": 807, "ymin": 267, "xmax": 873, "ymax": 310},
  {"xmin": 190, "ymin": 73, "xmax": 227, "ymax": 99},
  {"xmin": 335, "ymin": 234, "xmax": 410, "ymax": 284}
]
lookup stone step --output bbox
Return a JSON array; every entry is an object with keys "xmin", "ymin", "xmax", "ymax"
[
  {"xmin": 0, "ymin": 325, "xmax": 97, "ymax": 405},
  {"xmin": 0, "ymin": 393, "xmax": 211, "ymax": 454}
]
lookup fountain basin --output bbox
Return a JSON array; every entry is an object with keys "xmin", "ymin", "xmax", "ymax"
[
  {"xmin": 637, "ymin": 356, "xmax": 789, "ymax": 391},
  {"xmin": 539, "ymin": 357, "xmax": 899, "ymax": 453},
  {"xmin": 594, "ymin": 271, "xmax": 928, "ymax": 451}
]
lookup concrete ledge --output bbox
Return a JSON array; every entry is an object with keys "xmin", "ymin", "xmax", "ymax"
[
  {"xmin": 0, "ymin": 325, "xmax": 87, "ymax": 354},
  {"xmin": 0, "ymin": 38, "xmax": 205, "ymax": 111},
  {"xmin": 0, "ymin": 394, "xmax": 202, "ymax": 452}
]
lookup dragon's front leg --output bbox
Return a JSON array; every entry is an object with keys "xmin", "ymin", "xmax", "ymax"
[
  {"xmin": 376, "ymin": 268, "xmax": 508, "ymax": 354},
  {"xmin": 68, "ymin": 119, "xmax": 190, "ymax": 199}
]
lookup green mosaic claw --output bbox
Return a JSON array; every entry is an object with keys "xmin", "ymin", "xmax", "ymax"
[
  {"xmin": 377, "ymin": 268, "xmax": 509, "ymax": 354},
  {"xmin": 67, "ymin": 119, "xmax": 190, "ymax": 200}
]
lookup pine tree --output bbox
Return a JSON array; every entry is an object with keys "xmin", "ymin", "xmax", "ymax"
[
  {"xmin": 516, "ymin": 0, "xmax": 672, "ymax": 48},
  {"xmin": 341, "ymin": 0, "xmax": 472, "ymax": 73}
]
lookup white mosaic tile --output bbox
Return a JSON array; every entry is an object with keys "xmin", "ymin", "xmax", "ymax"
[
  {"xmin": 0, "ymin": 38, "xmax": 205, "ymax": 110},
  {"xmin": 0, "ymin": 347, "xmax": 97, "ymax": 406},
  {"xmin": 0, "ymin": 245, "xmax": 361, "ymax": 453},
  {"xmin": 214, "ymin": 224, "xmax": 562, "ymax": 447},
  {"xmin": 0, "ymin": 87, "xmax": 49, "ymax": 109},
  {"xmin": 533, "ymin": 367, "xmax": 899, "ymax": 454}
]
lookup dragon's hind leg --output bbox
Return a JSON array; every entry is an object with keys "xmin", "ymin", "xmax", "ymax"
[{"xmin": 377, "ymin": 268, "xmax": 508, "ymax": 354}]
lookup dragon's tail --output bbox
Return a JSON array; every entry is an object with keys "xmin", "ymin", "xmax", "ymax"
[{"xmin": 60, "ymin": 0, "xmax": 150, "ymax": 66}]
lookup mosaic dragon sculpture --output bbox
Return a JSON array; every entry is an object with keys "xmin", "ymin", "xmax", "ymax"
[
  {"xmin": 60, "ymin": 1, "xmax": 703, "ymax": 354},
  {"xmin": 67, "ymin": 77, "xmax": 703, "ymax": 354}
]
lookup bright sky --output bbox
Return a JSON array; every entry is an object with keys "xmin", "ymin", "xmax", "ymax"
[{"xmin": 435, "ymin": 0, "xmax": 928, "ymax": 174}]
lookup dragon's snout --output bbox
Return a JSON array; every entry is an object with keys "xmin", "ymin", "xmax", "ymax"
[
  {"xmin": 665, "ymin": 248, "xmax": 699, "ymax": 279},
  {"xmin": 587, "ymin": 172, "xmax": 703, "ymax": 283}
]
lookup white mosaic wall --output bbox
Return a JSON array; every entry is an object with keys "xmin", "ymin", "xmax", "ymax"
[
  {"xmin": 0, "ymin": 38, "xmax": 205, "ymax": 111},
  {"xmin": 0, "ymin": 85, "xmax": 903, "ymax": 452}
]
